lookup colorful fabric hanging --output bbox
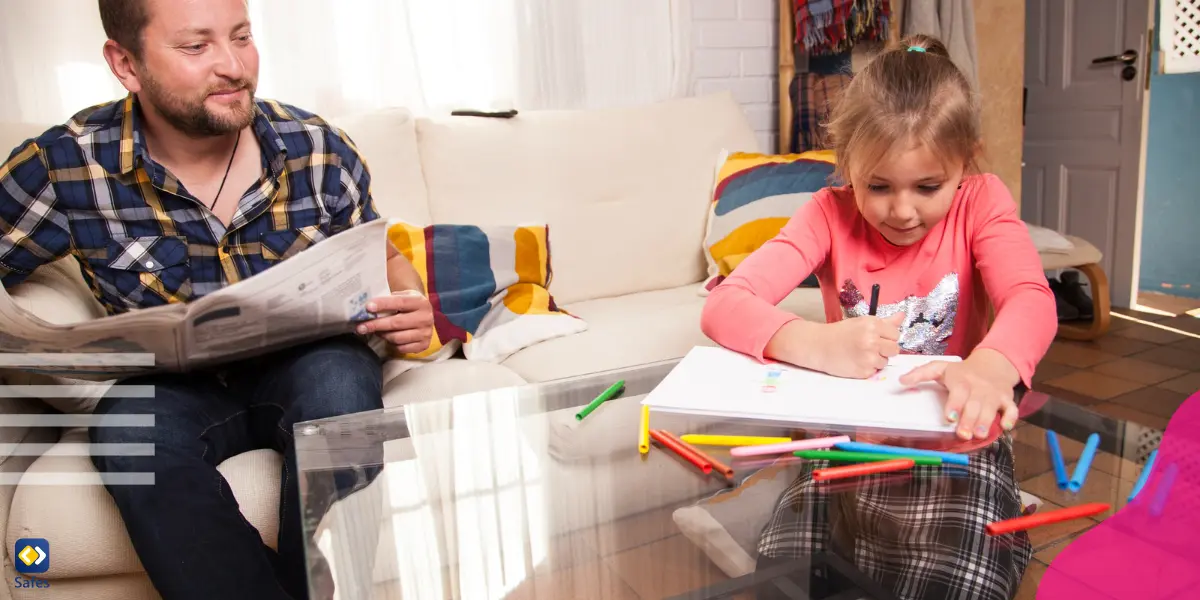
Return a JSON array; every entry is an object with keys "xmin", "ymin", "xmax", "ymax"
[{"xmin": 794, "ymin": 0, "xmax": 891, "ymax": 56}]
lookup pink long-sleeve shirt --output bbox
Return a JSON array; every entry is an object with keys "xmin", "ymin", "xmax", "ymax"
[{"xmin": 701, "ymin": 173, "xmax": 1057, "ymax": 388}]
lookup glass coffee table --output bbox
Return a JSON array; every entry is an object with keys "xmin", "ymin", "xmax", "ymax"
[{"xmin": 294, "ymin": 359, "xmax": 1161, "ymax": 600}]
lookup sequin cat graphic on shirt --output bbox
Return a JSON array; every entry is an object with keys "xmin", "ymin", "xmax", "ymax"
[{"xmin": 839, "ymin": 273, "xmax": 959, "ymax": 355}]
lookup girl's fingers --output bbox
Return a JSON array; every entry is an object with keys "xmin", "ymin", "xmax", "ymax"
[
  {"xmin": 943, "ymin": 379, "xmax": 969, "ymax": 425},
  {"xmin": 956, "ymin": 387, "xmax": 982, "ymax": 440},
  {"xmin": 1000, "ymin": 396, "xmax": 1020, "ymax": 431}
]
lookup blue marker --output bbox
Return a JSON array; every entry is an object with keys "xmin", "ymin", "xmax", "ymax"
[
  {"xmin": 1127, "ymin": 449, "xmax": 1158, "ymax": 502},
  {"xmin": 834, "ymin": 441, "xmax": 969, "ymax": 466},
  {"xmin": 1150, "ymin": 463, "xmax": 1177, "ymax": 517},
  {"xmin": 1067, "ymin": 433, "xmax": 1101, "ymax": 492},
  {"xmin": 1046, "ymin": 430, "xmax": 1069, "ymax": 490}
]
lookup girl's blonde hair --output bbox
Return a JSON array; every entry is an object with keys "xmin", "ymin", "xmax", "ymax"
[{"xmin": 824, "ymin": 34, "xmax": 981, "ymax": 183}]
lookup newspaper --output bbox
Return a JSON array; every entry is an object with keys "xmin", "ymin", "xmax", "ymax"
[{"xmin": 0, "ymin": 219, "xmax": 391, "ymax": 381}]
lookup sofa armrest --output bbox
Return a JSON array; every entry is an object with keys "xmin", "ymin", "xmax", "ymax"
[
  {"xmin": 6, "ymin": 256, "xmax": 106, "ymax": 325},
  {"xmin": 0, "ymin": 409, "xmax": 60, "ymax": 600}
]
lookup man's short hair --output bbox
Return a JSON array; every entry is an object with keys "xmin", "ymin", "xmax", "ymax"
[{"xmin": 98, "ymin": 0, "xmax": 151, "ymax": 59}]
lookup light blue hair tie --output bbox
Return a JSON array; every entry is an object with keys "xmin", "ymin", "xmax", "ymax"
[{"xmin": 908, "ymin": 46, "xmax": 926, "ymax": 53}]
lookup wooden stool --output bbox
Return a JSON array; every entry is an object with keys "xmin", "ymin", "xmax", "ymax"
[{"xmin": 1041, "ymin": 236, "xmax": 1111, "ymax": 341}]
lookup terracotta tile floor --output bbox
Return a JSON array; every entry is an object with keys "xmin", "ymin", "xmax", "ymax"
[{"xmin": 1017, "ymin": 307, "xmax": 1200, "ymax": 597}]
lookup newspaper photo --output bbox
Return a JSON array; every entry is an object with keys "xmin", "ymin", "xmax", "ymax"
[{"xmin": 0, "ymin": 219, "xmax": 392, "ymax": 380}]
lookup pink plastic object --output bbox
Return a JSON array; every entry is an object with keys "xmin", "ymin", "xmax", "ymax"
[{"xmin": 730, "ymin": 435, "xmax": 852, "ymax": 458}]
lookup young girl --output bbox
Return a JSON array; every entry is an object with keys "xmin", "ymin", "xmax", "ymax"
[{"xmin": 701, "ymin": 35, "xmax": 1056, "ymax": 599}]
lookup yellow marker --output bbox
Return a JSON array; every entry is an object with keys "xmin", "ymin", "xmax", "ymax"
[
  {"xmin": 639, "ymin": 404, "xmax": 651, "ymax": 454},
  {"xmin": 680, "ymin": 434, "xmax": 791, "ymax": 447}
]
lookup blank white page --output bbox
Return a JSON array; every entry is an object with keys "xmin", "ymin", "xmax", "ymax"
[{"xmin": 642, "ymin": 346, "xmax": 960, "ymax": 434}]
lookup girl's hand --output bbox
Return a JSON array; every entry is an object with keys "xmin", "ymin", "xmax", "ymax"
[
  {"xmin": 899, "ymin": 357, "xmax": 1019, "ymax": 440},
  {"xmin": 811, "ymin": 312, "xmax": 906, "ymax": 379}
]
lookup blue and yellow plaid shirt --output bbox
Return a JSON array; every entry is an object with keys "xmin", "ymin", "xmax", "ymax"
[{"xmin": 0, "ymin": 95, "xmax": 379, "ymax": 315}]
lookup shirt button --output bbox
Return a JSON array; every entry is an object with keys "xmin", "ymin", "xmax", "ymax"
[{"xmin": 146, "ymin": 260, "xmax": 155, "ymax": 268}]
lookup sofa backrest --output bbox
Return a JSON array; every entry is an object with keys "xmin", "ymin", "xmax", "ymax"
[
  {"xmin": 411, "ymin": 92, "xmax": 759, "ymax": 304},
  {"xmin": 328, "ymin": 107, "xmax": 434, "ymax": 226},
  {"xmin": 0, "ymin": 93, "xmax": 760, "ymax": 309}
]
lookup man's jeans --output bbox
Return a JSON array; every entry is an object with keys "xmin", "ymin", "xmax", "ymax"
[{"xmin": 89, "ymin": 334, "xmax": 384, "ymax": 600}]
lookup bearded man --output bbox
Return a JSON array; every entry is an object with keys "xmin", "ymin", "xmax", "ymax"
[{"xmin": 0, "ymin": 1, "xmax": 432, "ymax": 598}]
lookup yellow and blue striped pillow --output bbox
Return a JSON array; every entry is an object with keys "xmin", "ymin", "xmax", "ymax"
[
  {"xmin": 702, "ymin": 150, "xmax": 837, "ymax": 292},
  {"xmin": 385, "ymin": 222, "xmax": 585, "ymax": 366}
]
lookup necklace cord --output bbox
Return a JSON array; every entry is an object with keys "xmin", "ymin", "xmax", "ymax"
[{"xmin": 210, "ymin": 133, "xmax": 240, "ymax": 211}]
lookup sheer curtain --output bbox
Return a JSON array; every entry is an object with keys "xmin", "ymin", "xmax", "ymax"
[{"xmin": 0, "ymin": 0, "xmax": 692, "ymax": 125}]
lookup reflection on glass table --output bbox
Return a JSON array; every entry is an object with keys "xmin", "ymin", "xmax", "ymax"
[{"xmin": 294, "ymin": 358, "xmax": 1155, "ymax": 600}]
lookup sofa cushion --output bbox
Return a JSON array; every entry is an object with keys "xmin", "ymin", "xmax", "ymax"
[
  {"xmin": 384, "ymin": 222, "xmax": 585, "ymax": 366},
  {"xmin": 501, "ymin": 284, "xmax": 824, "ymax": 382},
  {"xmin": 413, "ymin": 92, "xmax": 760, "ymax": 305},
  {"xmin": 329, "ymin": 108, "xmax": 432, "ymax": 226},
  {"xmin": 6, "ymin": 429, "xmax": 280, "ymax": 580},
  {"xmin": 702, "ymin": 150, "xmax": 836, "ymax": 290}
]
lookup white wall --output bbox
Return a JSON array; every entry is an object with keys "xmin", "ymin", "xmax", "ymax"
[{"xmin": 690, "ymin": 0, "xmax": 779, "ymax": 153}]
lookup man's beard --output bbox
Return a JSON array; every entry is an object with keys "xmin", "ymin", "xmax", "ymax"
[{"xmin": 140, "ymin": 72, "xmax": 256, "ymax": 137}]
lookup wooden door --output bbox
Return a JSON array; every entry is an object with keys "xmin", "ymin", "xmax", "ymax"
[{"xmin": 1022, "ymin": 0, "xmax": 1153, "ymax": 308}]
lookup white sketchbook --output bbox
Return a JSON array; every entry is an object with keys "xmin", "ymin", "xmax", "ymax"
[{"xmin": 642, "ymin": 346, "xmax": 960, "ymax": 434}]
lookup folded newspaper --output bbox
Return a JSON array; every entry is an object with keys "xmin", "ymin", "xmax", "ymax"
[{"xmin": 0, "ymin": 219, "xmax": 392, "ymax": 381}]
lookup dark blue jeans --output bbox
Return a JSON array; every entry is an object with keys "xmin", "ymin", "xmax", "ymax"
[{"xmin": 89, "ymin": 335, "xmax": 384, "ymax": 600}]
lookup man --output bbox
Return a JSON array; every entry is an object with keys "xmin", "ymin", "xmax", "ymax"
[{"xmin": 0, "ymin": 0, "xmax": 432, "ymax": 598}]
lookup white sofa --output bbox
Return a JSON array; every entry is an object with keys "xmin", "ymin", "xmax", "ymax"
[{"xmin": 0, "ymin": 92, "xmax": 824, "ymax": 599}]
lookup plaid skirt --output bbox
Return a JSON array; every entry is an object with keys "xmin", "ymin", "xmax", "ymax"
[{"xmin": 756, "ymin": 436, "xmax": 1031, "ymax": 600}]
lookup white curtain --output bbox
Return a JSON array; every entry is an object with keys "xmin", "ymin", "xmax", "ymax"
[{"xmin": 0, "ymin": 0, "xmax": 692, "ymax": 125}]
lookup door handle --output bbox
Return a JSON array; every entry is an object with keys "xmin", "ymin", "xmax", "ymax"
[{"xmin": 1092, "ymin": 50, "xmax": 1138, "ymax": 65}]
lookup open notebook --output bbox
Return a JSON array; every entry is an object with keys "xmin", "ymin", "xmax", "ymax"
[{"xmin": 642, "ymin": 346, "xmax": 960, "ymax": 434}]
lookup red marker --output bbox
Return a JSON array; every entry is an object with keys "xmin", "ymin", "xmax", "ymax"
[
  {"xmin": 812, "ymin": 458, "xmax": 914, "ymax": 482},
  {"xmin": 651, "ymin": 429, "xmax": 713, "ymax": 475},
  {"xmin": 986, "ymin": 502, "xmax": 1109, "ymax": 536}
]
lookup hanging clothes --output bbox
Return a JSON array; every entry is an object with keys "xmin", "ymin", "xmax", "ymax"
[
  {"xmin": 794, "ymin": 0, "xmax": 892, "ymax": 56},
  {"xmin": 789, "ymin": 51, "xmax": 853, "ymax": 153},
  {"xmin": 902, "ymin": 0, "xmax": 979, "ymax": 89}
]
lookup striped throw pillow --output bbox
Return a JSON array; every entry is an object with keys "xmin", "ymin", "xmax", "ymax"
[
  {"xmin": 702, "ymin": 150, "xmax": 837, "ymax": 293},
  {"xmin": 385, "ymin": 222, "xmax": 586, "ymax": 367}
]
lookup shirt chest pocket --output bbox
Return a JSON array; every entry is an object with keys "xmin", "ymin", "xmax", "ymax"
[
  {"xmin": 86, "ymin": 236, "xmax": 193, "ymax": 308},
  {"xmin": 260, "ymin": 225, "xmax": 328, "ymax": 262}
]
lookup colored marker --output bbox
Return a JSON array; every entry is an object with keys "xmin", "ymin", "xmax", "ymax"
[
  {"xmin": 986, "ymin": 503, "xmax": 1109, "ymax": 536},
  {"xmin": 834, "ymin": 441, "xmax": 969, "ymax": 466},
  {"xmin": 794, "ymin": 449, "xmax": 943, "ymax": 466},
  {"xmin": 819, "ymin": 473, "xmax": 912, "ymax": 494},
  {"xmin": 1127, "ymin": 449, "xmax": 1158, "ymax": 502},
  {"xmin": 1046, "ymin": 429, "xmax": 1069, "ymax": 490},
  {"xmin": 813, "ymin": 458, "xmax": 914, "ymax": 482},
  {"xmin": 1150, "ymin": 463, "xmax": 1177, "ymax": 517},
  {"xmin": 681, "ymin": 434, "xmax": 792, "ymax": 447},
  {"xmin": 730, "ymin": 435, "xmax": 851, "ymax": 457},
  {"xmin": 1067, "ymin": 433, "xmax": 1100, "ymax": 492},
  {"xmin": 683, "ymin": 443, "xmax": 735, "ymax": 480},
  {"xmin": 638, "ymin": 404, "xmax": 650, "ymax": 454},
  {"xmin": 868, "ymin": 283, "xmax": 880, "ymax": 316},
  {"xmin": 650, "ymin": 429, "xmax": 712, "ymax": 474},
  {"xmin": 575, "ymin": 380, "xmax": 624, "ymax": 421}
]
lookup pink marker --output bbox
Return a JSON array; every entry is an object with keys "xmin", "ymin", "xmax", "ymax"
[{"xmin": 730, "ymin": 435, "xmax": 852, "ymax": 458}]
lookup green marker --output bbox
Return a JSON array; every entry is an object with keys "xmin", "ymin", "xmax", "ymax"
[
  {"xmin": 794, "ymin": 449, "xmax": 943, "ymax": 466},
  {"xmin": 575, "ymin": 380, "xmax": 625, "ymax": 421}
]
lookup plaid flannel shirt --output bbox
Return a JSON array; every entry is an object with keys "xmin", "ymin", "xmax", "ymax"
[{"xmin": 0, "ymin": 95, "xmax": 379, "ymax": 315}]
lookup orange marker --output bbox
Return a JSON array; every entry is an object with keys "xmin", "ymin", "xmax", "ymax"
[
  {"xmin": 651, "ymin": 429, "xmax": 713, "ymax": 474},
  {"xmin": 986, "ymin": 503, "xmax": 1109, "ymax": 536},
  {"xmin": 680, "ymin": 441, "xmax": 735, "ymax": 480},
  {"xmin": 812, "ymin": 458, "xmax": 915, "ymax": 482}
]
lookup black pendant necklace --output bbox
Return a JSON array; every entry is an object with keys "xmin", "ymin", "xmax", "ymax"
[{"xmin": 209, "ymin": 133, "xmax": 241, "ymax": 211}]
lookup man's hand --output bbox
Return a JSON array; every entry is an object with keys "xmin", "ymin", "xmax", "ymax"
[{"xmin": 355, "ymin": 290, "xmax": 434, "ymax": 354}]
